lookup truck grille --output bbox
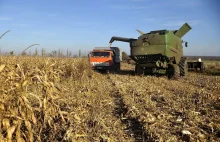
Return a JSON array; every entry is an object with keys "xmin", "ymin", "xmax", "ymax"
[{"xmin": 91, "ymin": 62, "xmax": 109, "ymax": 66}]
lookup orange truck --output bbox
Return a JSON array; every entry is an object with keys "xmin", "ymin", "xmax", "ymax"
[{"xmin": 88, "ymin": 47, "xmax": 122, "ymax": 73}]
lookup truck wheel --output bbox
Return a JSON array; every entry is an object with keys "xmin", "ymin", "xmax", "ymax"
[
  {"xmin": 106, "ymin": 70, "xmax": 110, "ymax": 74},
  {"xmin": 179, "ymin": 57, "xmax": 188, "ymax": 77},
  {"xmin": 115, "ymin": 63, "xmax": 120, "ymax": 72},
  {"xmin": 167, "ymin": 64, "xmax": 180, "ymax": 79}
]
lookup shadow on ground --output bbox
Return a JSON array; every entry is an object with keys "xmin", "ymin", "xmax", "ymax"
[
  {"xmin": 115, "ymin": 70, "xmax": 135, "ymax": 76},
  {"xmin": 114, "ymin": 70, "xmax": 167, "ymax": 78},
  {"xmin": 112, "ymin": 93, "xmax": 157, "ymax": 142}
]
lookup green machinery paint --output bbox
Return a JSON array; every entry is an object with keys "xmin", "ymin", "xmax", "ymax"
[{"xmin": 109, "ymin": 23, "xmax": 192, "ymax": 78}]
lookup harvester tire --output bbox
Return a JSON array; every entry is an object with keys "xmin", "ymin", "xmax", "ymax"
[
  {"xmin": 135, "ymin": 64, "xmax": 144, "ymax": 75},
  {"xmin": 173, "ymin": 64, "xmax": 180, "ymax": 79},
  {"xmin": 179, "ymin": 57, "xmax": 188, "ymax": 77},
  {"xmin": 167, "ymin": 64, "xmax": 180, "ymax": 79}
]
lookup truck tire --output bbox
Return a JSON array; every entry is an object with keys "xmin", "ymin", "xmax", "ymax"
[
  {"xmin": 114, "ymin": 63, "xmax": 120, "ymax": 73},
  {"xmin": 179, "ymin": 57, "xmax": 188, "ymax": 77},
  {"xmin": 106, "ymin": 69, "xmax": 110, "ymax": 74},
  {"xmin": 117, "ymin": 63, "xmax": 121, "ymax": 71}
]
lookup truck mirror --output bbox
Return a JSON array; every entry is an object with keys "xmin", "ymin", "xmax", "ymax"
[{"xmin": 185, "ymin": 42, "xmax": 188, "ymax": 47}]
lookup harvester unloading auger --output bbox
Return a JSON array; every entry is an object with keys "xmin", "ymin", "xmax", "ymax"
[{"xmin": 109, "ymin": 23, "xmax": 192, "ymax": 79}]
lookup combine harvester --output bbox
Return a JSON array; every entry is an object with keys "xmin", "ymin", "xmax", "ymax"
[
  {"xmin": 88, "ymin": 47, "xmax": 122, "ymax": 73},
  {"xmin": 109, "ymin": 23, "xmax": 192, "ymax": 78}
]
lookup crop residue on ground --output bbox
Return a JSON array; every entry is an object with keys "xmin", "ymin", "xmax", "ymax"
[{"xmin": 0, "ymin": 56, "xmax": 219, "ymax": 142}]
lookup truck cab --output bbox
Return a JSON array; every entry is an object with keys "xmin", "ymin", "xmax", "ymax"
[{"xmin": 89, "ymin": 47, "xmax": 122, "ymax": 72}]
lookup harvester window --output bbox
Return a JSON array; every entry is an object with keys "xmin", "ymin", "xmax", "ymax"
[{"xmin": 92, "ymin": 52, "xmax": 110, "ymax": 57}]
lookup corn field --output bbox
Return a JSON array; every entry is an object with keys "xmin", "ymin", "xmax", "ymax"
[{"xmin": 0, "ymin": 56, "xmax": 219, "ymax": 142}]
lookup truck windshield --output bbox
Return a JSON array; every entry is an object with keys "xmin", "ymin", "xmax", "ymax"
[{"xmin": 92, "ymin": 52, "xmax": 110, "ymax": 57}]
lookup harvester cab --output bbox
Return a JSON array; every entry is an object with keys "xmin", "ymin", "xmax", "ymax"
[{"xmin": 109, "ymin": 23, "xmax": 192, "ymax": 78}]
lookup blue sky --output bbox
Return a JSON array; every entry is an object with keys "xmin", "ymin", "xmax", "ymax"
[{"xmin": 0, "ymin": 0, "xmax": 219, "ymax": 56}]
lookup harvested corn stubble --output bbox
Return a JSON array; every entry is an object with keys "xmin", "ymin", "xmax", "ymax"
[{"xmin": 0, "ymin": 56, "xmax": 219, "ymax": 141}]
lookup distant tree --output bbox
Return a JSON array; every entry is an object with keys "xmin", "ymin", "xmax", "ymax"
[
  {"xmin": 81, "ymin": 51, "xmax": 89, "ymax": 58},
  {"xmin": 9, "ymin": 51, "xmax": 14, "ymax": 56},
  {"xmin": 79, "ymin": 49, "xmax": 81, "ymax": 57},
  {"xmin": 41, "ymin": 48, "xmax": 44, "ymax": 56},
  {"xmin": 69, "ymin": 51, "xmax": 72, "ymax": 57},
  {"xmin": 61, "ymin": 50, "xmax": 64, "ymax": 57},
  {"xmin": 67, "ymin": 49, "xmax": 69, "ymax": 57},
  {"xmin": 51, "ymin": 50, "xmax": 57, "ymax": 57},
  {"xmin": 73, "ymin": 54, "xmax": 78, "ymax": 58},
  {"xmin": 35, "ymin": 48, "xmax": 38, "ymax": 56},
  {"xmin": 21, "ymin": 52, "xmax": 27, "ymax": 56},
  {"xmin": 58, "ymin": 49, "xmax": 61, "ymax": 57}
]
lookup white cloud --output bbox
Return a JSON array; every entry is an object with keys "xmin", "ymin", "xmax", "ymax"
[
  {"xmin": 112, "ymin": 5, "xmax": 149, "ymax": 10},
  {"xmin": 13, "ymin": 23, "xmax": 29, "ymax": 27},
  {"xmin": 32, "ymin": 31, "xmax": 56, "ymax": 37},
  {"xmin": 154, "ymin": 0, "xmax": 202, "ymax": 8},
  {"xmin": 0, "ymin": 17, "xmax": 13, "ymax": 21},
  {"xmin": 108, "ymin": 30, "xmax": 119, "ymax": 33},
  {"xmin": 162, "ymin": 20, "xmax": 201, "ymax": 27},
  {"xmin": 47, "ymin": 33, "xmax": 57, "ymax": 36},
  {"xmin": 144, "ymin": 18, "xmax": 156, "ymax": 22},
  {"xmin": 187, "ymin": 20, "xmax": 201, "ymax": 26},
  {"xmin": 131, "ymin": 0, "xmax": 144, "ymax": 2},
  {"xmin": 47, "ymin": 13, "xmax": 59, "ymax": 17},
  {"xmin": 175, "ymin": 0, "xmax": 202, "ymax": 7},
  {"xmin": 131, "ymin": 0, "xmax": 153, "ymax": 2}
]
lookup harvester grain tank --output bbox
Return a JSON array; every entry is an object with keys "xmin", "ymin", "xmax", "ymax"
[
  {"xmin": 109, "ymin": 23, "xmax": 192, "ymax": 78},
  {"xmin": 88, "ymin": 47, "xmax": 122, "ymax": 73}
]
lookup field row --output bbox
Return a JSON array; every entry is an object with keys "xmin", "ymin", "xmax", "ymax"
[
  {"xmin": 108, "ymin": 68, "xmax": 220, "ymax": 141},
  {"xmin": 0, "ymin": 56, "xmax": 219, "ymax": 141}
]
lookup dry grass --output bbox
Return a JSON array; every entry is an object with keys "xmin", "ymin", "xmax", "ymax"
[
  {"xmin": 203, "ymin": 61, "xmax": 220, "ymax": 76},
  {"xmin": 0, "ymin": 56, "xmax": 219, "ymax": 142},
  {"xmin": 0, "ymin": 56, "xmax": 133, "ymax": 142}
]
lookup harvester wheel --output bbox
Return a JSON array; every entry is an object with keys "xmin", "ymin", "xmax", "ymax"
[
  {"xmin": 173, "ymin": 64, "xmax": 180, "ymax": 79},
  {"xmin": 135, "ymin": 64, "xmax": 144, "ymax": 75},
  {"xmin": 179, "ymin": 57, "xmax": 188, "ymax": 77},
  {"xmin": 167, "ymin": 64, "xmax": 180, "ymax": 79}
]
